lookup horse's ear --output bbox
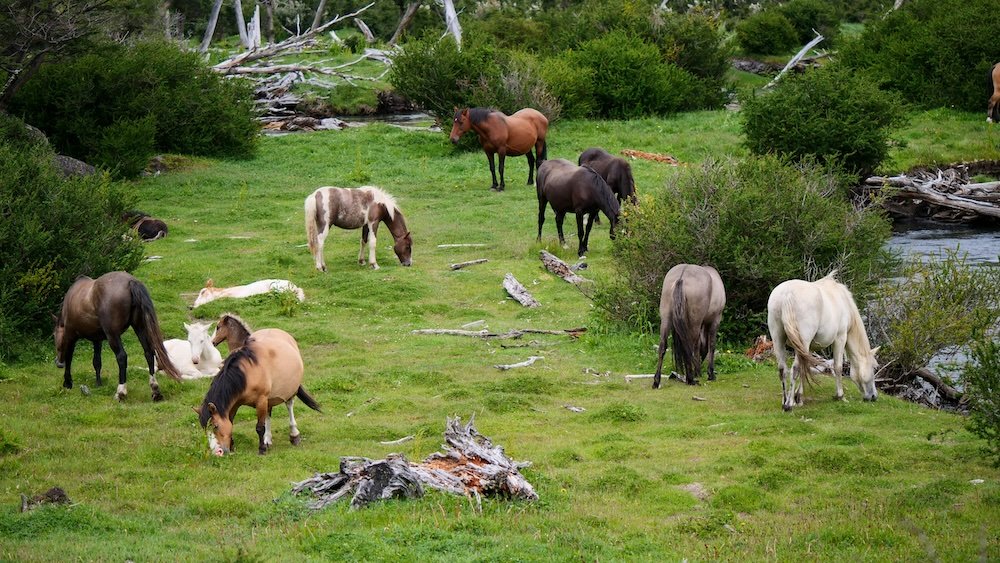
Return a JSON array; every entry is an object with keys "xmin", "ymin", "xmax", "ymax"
[
  {"xmin": 871, "ymin": 346, "xmax": 880, "ymax": 357},
  {"xmin": 205, "ymin": 279, "xmax": 214, "ymax": 288},
  {"xmin": 207, "ymin": 402, "xmax": 219, "ymax": 416},
  {"xmin": 192, "ymin": 405, "xmax": 202, "ymax": 416}
]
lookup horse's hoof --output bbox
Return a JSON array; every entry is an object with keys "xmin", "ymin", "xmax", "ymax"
[
  {"xmin": 290, "ymin": 434, "xmax": 301, "ymax": 446},
  {"xmin": 115, "ymin": 393, "xmax": 126, "ymax": 402},
  {"xmin": 151, "ymin": 391, "xmax": 164, "ymax": 402},
  {"xmin": 94, "ymin": 379, "xmax": 103, "ymax": 387},
  {"xmin": 63, "ymin": 382, "xmax": 73, "ymax": 390},
  {"xmin": 371, "ymin": 264, "xmax": 380, "ymax": 270},
  {"xmin": 258, "ymin": 447, "xmax": 268, "ymax": 455},
  {"xmin": 685, "ymin": 379, "xmax": 697, "ymax": 386},
  {"xmin": 782, "ymin": 405, "xmax": 792, "ymax": 412},
  {"xmin": 708, "ymin": 375, "xmax": 716, "ymax": 381}
]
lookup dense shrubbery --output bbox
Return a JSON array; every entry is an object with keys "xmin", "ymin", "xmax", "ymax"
[
  {"xmin": 742, "ymin": 65, "xmax": 906, "ymax": 178},
  {"xmin": 965, "ymin": 339, "xmax": 1000, "ymax": 466},
  {"xmin": 838, "ymin": 0, "xmax": 1000, "ymax": 112},
  {"xmin": 10, "ymin": 40, "xmax": 258, "ymax": 178},
  {"xmin": 778, "ymin": 0, "xmax": 841, "ymax": 45},
  {"xmin": 735, "ymin": 10, "xmax": 798, "ymax": 55},
  {"xmin": 596, "ymin": 155, "xmax": 893, "ymax": 339},
  {"xmin": 0, "ymin": 114, "xmax": 144, "ymax": 362}
]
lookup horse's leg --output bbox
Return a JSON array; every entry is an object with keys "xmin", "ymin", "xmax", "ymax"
[
  {"xmin": 652, "ymin": 321, "xmax": 669, "ymax": 389},
  {"xmin": 91, "ymin": 340, "xmax": 102, "ymax": 386},
  {"xmin": 832, "ymin": 337, "xmax": 846, "ymax": 401},
  {"xmin": 793, "ymin": 353, "xmax": 805, "ymax": 407},
  {"xmin": 537, "ymin": 199, "xmax": 547, "ymax": 242},
  {"xmin": 255, "ymin": 400, "xmax": 269, "ymax": 454},
  {"xmin": 555, "ymin": 212, "xmax": 567, "ymax": 248},
  {"xmin": 315, "ymin": 227, "xmax": 328, "ymax": 272},
  {"xmin": 134, "ymin": 327, "xmax": 163, "ymax": 402},
  {"xmin": 287, "ymin": 398, "xmax": 301, "ymax": 445},
  {"xmin": 772, "ymin": 331, "xmax": 793, "ymax": 411},
  {"xmin": 581, "ymin": 212, "xmax": 596, "ymax": 257},
  {"xmin": 486, "ymin": 152, "xmax": 499, "ymax": 191},
  {"xmin": 263, "ymin": 406, "xmax": 273, "ymax": 450},
  {"xmin": 107, "ymin": 332, "xmax": 129, "ymax": 402},
  {"xmin": 525, "ymin": 150, "xmax": 535, "ymax": 185},
  {"xmin": 368, "ymin": 221, "xmax": 380, "ymax": 270},
  {"xmin": 359, "ymin": 225, "xmax": 369, "ymax": 266},
  {"xmin": 62, "ymin": 337, "xmax": 78, "ymax": 389},
  {"xmin": 497, "ymin": 150, "xmax": 507, "ymax": 191},
  {"xmin": 705, "ymin": 319, "xmax": 722, "ymax": 382}
]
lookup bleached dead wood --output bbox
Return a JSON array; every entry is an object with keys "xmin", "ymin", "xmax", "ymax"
[
  {"xmin": 624, "ymin": 374, "xmax": 656, "ymax": 382},
  {"xmin": 865, "ymin": 173, "xmax": 1000, "ymax": 219},
  {"xmin": 389, "ymin": 1, "xmax": 422, "ymax": 46},
  {"xmin": 494, "ymin": 356, "xmax": 543, "ymax": 370},
  {"xmin": 234, "ymin": 0, "xmax": 249, "ymax": 48},
  {"xmin": 449, "ymin": 258, "xmax": 488, "ymax": 270},
  {"xmin": 442, "ymin": 0, "xmax": 462, "ymax": 47},
  {"xmin": 438, "ymin": 243, "xmax": 487, "ymax": 248},
  {"xmin": 354, "ymin": 17, "xmax": 375, "ymax": 43},
  {"xmin": 764, "ymin": 33, "xmax": 825, "ymax": 90},
  {"xmin": 411, "ymin": 327, "xmax": 586, "ymax": 339},
  {"xmin": 199, "ymin": 0, "xmax": 225, "ymax": 53},
  {"xmin": 310, "ymin": 0, "xmax": 328, "ymax": 31},
  {"xmin": 540, "ymin": 250, "xmax": 590, "ymax": 284},
  {"xmin": 503, "ymin": 274, "xmax": 540, "ymax": 308},
  {"xmin": 380, "ymin": 435, "xmax": 414, "ymax": 445}
]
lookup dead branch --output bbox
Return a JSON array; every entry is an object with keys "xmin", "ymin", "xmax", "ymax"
[
  {"xmin": 913, "ymin": 368, "xmax": 963, "ymax": 402},
  {"xmin": 389, "ymin": 1, "xmax": 422, "ymax": 46},
  {"xmin": 411, "ymin": 327, "xmax": 586, "ymax": 339},
  {"xmin": 449, "ymin": 258, "xmax": 488, "ymax": 270},
  {"xmin": 503, "ymin": 274, "xmax": 540, "ymax": 308},
  {"xmin": 764, "ymin": 33, "xmax": 825, "ymax": 90},
  {"xmin": 621, "ymin": 149, "xmax": 679, "ymax": 165},
  {"xmin": 494, "ymin": 356, "xmax": 543, "ymax": 370},
  {"xmin": 865, "ymin": 173, "xmax": 1000, "ymax": 219},
  {"xmin": 624, "ymin": 374, "xmax": 656, "ymax": 382},
  {"xmin": 438, "ymin": 243, "xmax": 488, "ymax": 248},
  {"xmin": 354, "ymin": 17, "xmax": 375, "ymax": 43},
  {"xmin": 380, "ymin": 435, "xmax": 414, "ymax": 445},
  {"xmin": 540, "ymin": 250, "xmax": 590, "ymax": 284}
]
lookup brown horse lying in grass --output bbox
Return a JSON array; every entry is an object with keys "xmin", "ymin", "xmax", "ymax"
[{"xmin": 450, "ymin": 107, "xmax": 548, "ymax": 192}]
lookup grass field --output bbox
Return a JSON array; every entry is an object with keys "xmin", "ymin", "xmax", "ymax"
[{"xmin": 1, "ymin": 111, "xmax": 999, "ymax": 560}]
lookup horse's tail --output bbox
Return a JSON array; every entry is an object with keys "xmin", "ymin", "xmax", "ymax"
[
  {"xmin": 304, "ymin": 193, "xmax": 320, "ymax": 259},
  {"xmin": 670, "ymin": 278, "xmax": 698, "ymax": 382},
  {"xmin": 129, "ymin": 279, "xmax": 181, "ymax": 381},
  {"xmin": 779, "ymin": 297, "xmax": 818, "ymax": 387},
  {"xmin": 296, "ymin": 386, "xmax": 322, "ymax": 412},
  {"xmin": 538, "ymin": 136, "xmax": 547, "ymax": 162}
]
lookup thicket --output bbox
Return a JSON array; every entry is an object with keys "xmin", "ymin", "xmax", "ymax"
[
  {"xmin": 734, "ymin": 10, "xmax": 798, "ymax": 55},
  {"xmin": 0, "ymin": 113, "xmax": 144, "ymax": 362},
  {"xmin": 837, "ymin": 0, "xmax": 1000, "ymax": 113},
  {"xmin": 965, "ymin": 340, "xmax": 1000, "ymax": 467},
  {"xmin": 742, "ymin": 65, "xmax": 906, "ymax": 178},
  {"xmin": 10, "ymin": 40, "xmax": 258, "ymax": 178},
  {"xmin": 596, "ymin": 155, "xmax": 893, "ymax": 339},
  {"xmin": 778, "ymin": 0, "xmax": 841, "ymax": 45}
]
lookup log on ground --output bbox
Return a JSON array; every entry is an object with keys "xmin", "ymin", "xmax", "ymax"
[{"xmin": 503, "ymin": 273, "xmax": 540, "ymax": 307}]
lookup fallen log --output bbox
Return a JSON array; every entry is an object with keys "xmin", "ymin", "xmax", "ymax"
[
  {"xmin": 865, "ymin": 169, "xmax": 1000, "ymax": 221},
  {"xmin": 540, "ymin": 250, "xmax": 589, "ymax": 284},
  {"xmin": 503, "ymin": 273, "xmax": 540, "ymax": 308},
  {"xmin": 292, "ymin": 416, "xmax": 537, "ymax": 509},
  {"xmin": 412, "ymin": 327, "xmax": 585, "ymax": 339},
  {"xmin": 764, "ymin": 33, "xmax": 825, "ymax": 90},
  {"xmin": 494, "ymin": 356, "xmax": 543, "ymax": 370},
  {"xmin": 449, "ymin": 258, "xmax": 488, "ymax": 270}
]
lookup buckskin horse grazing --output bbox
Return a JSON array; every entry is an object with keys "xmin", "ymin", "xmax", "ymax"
[
  {"xmin": 536, "ymin": 159, "xmax": 620, "ymax": 256},
  {"xmin": 305, "ymin": 186, "xmax": 412, "ymax": 271},
  {"xmin": 53, "ymin": 271, "xmax": 181, "ymax": 401},
  {"xmin": 450, "ymin": 107, "xmax": 549, "ymax": 192},
  {"xmin": 195, "ymin": 328, "xmax": 321, "ymax": 456},
  {"xmin": 767, "ymin": 272, "xmax": 879, "ymax": 411},
  {"xmin": 578, "ymin": 147, "xmax": 636, "ymax": 204},
  {"xmin": 652, "ymin": 264, "xmax": 726, "ymax": 388},
  {"xmin": 988, "ymin": 62, "xmax": 1000, "ymax": 123}
]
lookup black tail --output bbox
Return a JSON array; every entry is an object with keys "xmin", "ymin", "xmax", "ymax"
[
  {"xmin": 670, "ymin": 278, "xmax": 698, "ymax": 383},
  {"xmin": 296, "ymin": 386, "xmax": 322, "ymax": 412},
  {"xmin": 130, "ymin": 280, "xmax": 181, "ymax": 380},
  {"xmin": 538, "ymin": 138, "xmax": 547, "ymax": 162}
]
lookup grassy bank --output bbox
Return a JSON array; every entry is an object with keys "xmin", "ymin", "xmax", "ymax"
[{"xmin": 1, "ymin": 112, "xmax": 998, "ymax": 560}]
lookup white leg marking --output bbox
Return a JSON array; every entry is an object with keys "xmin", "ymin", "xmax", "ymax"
[
  {"xmin": 115, "ymin": 383, "xmax": 128, "ymax": 401},
  {"xmin": 369, "ymin": 232, "xmax": 379, "ymax": 270},
  {"xmin": 287, "ymin": 399, "xmax": 300, "ymax": 438},
  {"xmin": 264, "ymin": 416, "xmax": 273, "ymax": 447}
]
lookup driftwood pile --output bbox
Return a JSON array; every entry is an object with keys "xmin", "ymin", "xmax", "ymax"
[
  {"xmin": 292, "ymin": 416, "xmax": 537, "ymax": 509},
  {"xmin": 865, "ymin": 163, "xmax": 1000, "ymax": 223}
]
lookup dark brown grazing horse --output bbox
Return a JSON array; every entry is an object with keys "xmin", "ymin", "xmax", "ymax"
[
  {"xmin": 53, "ymin": 271, "xmax": 181, "ymax": 401},
  {"xmin": 578, "ymin": 147, "xmax": 636, "ymax": 204},
  {"xmin": 450, "ymin": 107, "xmax": 549, "ymax": 192},
  {"xmin": 536, "ymin": 159, "xmax": 620, "ymax": 257},
  {"xmin": 988, "ymin": 62, "xmax": 1000, "ymax": 123},
  {"xmin": 122, "ymin": 210, "xmax": 168, "ymax": 241},
  {"xmin": 653, "ymin": 264, "xmax": 726, "ymax": 388},
  {"xmin": 211, "ymin": 312, "xmax": 253, "ymax": 354},
  {"xmin": 305, "ymin": 186, "xmax": 412, "ymax": 271}
]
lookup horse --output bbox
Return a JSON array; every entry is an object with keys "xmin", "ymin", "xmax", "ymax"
[
  {"xmin": 52, "ymin": 271, "xmax": 181, "ymax": 401},
  {"xmin": 160, "ymin": 321, "xmax": 223, "ymax": 379},
  {"xmin": 304, "ymin": 186, "xmax": 412, "ymax": 271},
  {"xmin": 192, "ymin": 279, "xmax": 305, "ymax": 308},
  {"xmin": 578, "ymin": 148, "xmax": 636, "ymax": 205},
  {"xmin": 122, "ymin": 210, "xmax": 168, "ymax": 241},
  {"xmin": 449, "ymin": 107, "xmax": 549, "ymax": 192},
  {"xmin": 767, "ymin": 271, "xmax": 879, "ymax": 411},
  {"xmin": 536, "ymin": 159, "xmax": 620, "ymax": 257},
  {"xmin": 194, "ymin": 328, "xmax": 321, "ymax": 456},
  {"xmin": 988, "ymin": 62, "xmax": 1000, "ymax": 123},
  {"xmin": 211, "ymin": 312, "xmax": 253, "ymax": 354},
  {"xmin": 652, "ymin": 265, "xmax": 726, "ymax": 388}
]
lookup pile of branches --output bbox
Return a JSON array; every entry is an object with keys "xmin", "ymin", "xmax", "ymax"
[{"xmin": 865, "ymin": 163, "xmax": 1000, "ymax": 223}]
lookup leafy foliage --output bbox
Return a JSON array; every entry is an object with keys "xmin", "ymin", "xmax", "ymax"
[
  {"xmin": 778, "ymin": 0, "xmax": 841, "ymax": 45},
  {"xmin": 964, "ymin": 339, "xmax": 1000, "ymax": 466},
  {"xmin": 741, "ymin": 65, "xmax": 907, "ymax": 178},
  {"xmin": 597, "ymin": 155, "xmax": 893, "ymax": 339},
  {"xmin": 735, "ymin": 10, "xmax": 798, "ymax": 55}
]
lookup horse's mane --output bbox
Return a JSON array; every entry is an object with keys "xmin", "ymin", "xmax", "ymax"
[
  {"xmin": 219, "ymin": 312, "xmax": 251, "ymax": 334},
  {"xmin": 468, "ymin": 107, "xmax": 495, "ymax": 125},
  {"xmin": 360, "ymin": 186, "xmax": 398, "ymax": 220},
  {"xmin": 199, "ymin": 346, "xmax": 255, "ymax": 427},
  {"xmin": 584, "ymin": 165, "xmax": 620, "ymax": 217}
]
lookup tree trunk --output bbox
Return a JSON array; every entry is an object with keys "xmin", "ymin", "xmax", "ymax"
[
  {"xmin": 442, "ymin": 0, "xmax": 461, "ymax": 47},
  {"xmin": 199, "ymin": 0, "xmax": 225, "ymax": 53},
  {"xmin": 388, "ymin": 1, "xmax": 421, "ymax": 46},
  {"xmin": 263, "ymin": 0, "xmax": 275, "ymax": 44},
  {"xmin": 310, "ymin": 0, "xmax": 328, "ymax": 31},
  {"xmin": 234, "ymin": 0, "xmax": 250, "ymax": 48},
  {"xmin": 354, "ymin": 18, "xmax": 375, "ymax": 43},
  {"xmin": 0, "ymin": 50, "xmax": 48, "ymax": 111}
]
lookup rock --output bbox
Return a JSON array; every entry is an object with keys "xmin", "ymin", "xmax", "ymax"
[{"xmin": 52, "ymin": 154, "xmax": 96, "ymax": 177}]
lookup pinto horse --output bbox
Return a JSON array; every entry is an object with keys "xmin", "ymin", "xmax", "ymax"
[
  {"xmin": 767, "ymin": 272, "xmax": 879, "ymax": 411},
  {"xmin": 652, "ymin": 265, "xmax": 726, "ymax": 388},
  {"xmin": 578, "ymin": 147, "xmax": 636, "ymax": 204},
  {"xmin": 536, "ymin": 159, "xmax": 620, "ymax": 256},
  {"xmin": 988, "ymin": 62, "xmax": 1000, "ymax": 123},
  {"xmin": 195, "ymin": 328, "xmax": 321, "ymax": 456},
  {"xmin": 305, "ymin": 186, "xmax": 412, "ymax": 271},
  {"xmin": 53, "ymin": 271, "xmax": 180, "ymax": 401},
  {"xmin": 450, "ymin": 107, "xmax": 548, "ymax": 192}
]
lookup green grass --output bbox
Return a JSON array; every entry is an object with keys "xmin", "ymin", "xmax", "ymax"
[{"xmin": 2, "ymin": 114, "xmax": 999, "ymax": 560}]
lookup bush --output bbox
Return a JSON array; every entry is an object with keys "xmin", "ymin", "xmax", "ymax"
[
  {"xmin": 540, "ymin": 56, "xmax": 596, "ymax": 119},
  {"xmin": 778, "ymin": 0, "xmax": 841, "ymax": 45},
  {"xmin": 596, "ymin": 155, "xmax": 893, "ymax": 339},
  {"xmin": 866, "ymin": 250, "xmax": 1000, "ymax": 379},
  {"xmin": 741, "ymin": 65, "xmax": 907, "ymax": 178},
  {"xmin": 10, "ymin": 40, "xmax": 258, "ymax": 177},
  {"xmin": 0, "ymin": 113, "xmax": 144, "ymax": 362},
  {"xmin": 964, "ymin": 339, "xmax": 1000, "ymax": 466},
  {"xmin": 837, "ymin": 0, "xmax": 1000, "ymax": 112},
  {"xmin": 735, "ymin": 10, "xmax": 798, "ymax": 55}
]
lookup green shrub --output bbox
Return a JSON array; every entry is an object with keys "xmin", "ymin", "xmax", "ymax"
[
  {"xmin": 778, "ymin": 0, "xmax": 841, "ymax": 45},
  {"xmin": 0, "ymin": 114, "xmax": 144, "ymax": 362},
  {"xmin": 964, "ymin": 339, "xmax": 1000, "ymax": 466},
  {"xmin": 540, "ymin": 56, "xmax": 596, "ymax": 119},
  {"xmin": 597, "ymin": 155, "xmax": 893, "ymax": 339},
  {"xmin": 93, "ymin": 116, "xmax": 157, "ymax": 179},
  {"xmin": 10, "ymin": 40, "xmax": 258, "ymax": 177},
  {"xmin": 838, "ymin": 0, "xmax": 1000, "ymax": 112},
  {"xmin": 741, "ymin": 65, "xmax": 907, "ymax": 178},
  {"xmin": 735, "ymin": 10, "xmax": 798, "ymax": 55},
  {"xmin": 655, "ymin": 11, "xmax": 732, "ymax": 82}
]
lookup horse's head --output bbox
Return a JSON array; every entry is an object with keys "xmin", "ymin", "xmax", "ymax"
[
  {"xmin": 196, "ymin": 402, "xmax": 233, "ymax": 456},
  {"xmin": 52, "ymin": 313, "xmax": 66, "ymax": 368},
  {"xmin": 449, "ymin": 108, "xmax": 471, "ymax": 144},
  {"xmin": 185, "ymin": 322, "xmax": 211, "ymax": 365},
  {"xmin": 854, "ymin": 346, "xmax": 880, "ymax": 402},
  {"xmin": 211, "ymin": 316, "xmax": 230, "ymax": 347},
  {"xmin": 394, "ymin": 231, "xmax": 413, "ymax": 266}
]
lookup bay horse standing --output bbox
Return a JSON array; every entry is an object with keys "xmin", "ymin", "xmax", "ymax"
[
  {"xmin": 652, "ymin": 264, "xmax": 726, "ymax": 388},
  {"xmin": 988, "ymin": 62, "xmax": 1000, "ymax": 123},
  {"xmin": 305, "ymin": 186, "xmax": 412, "ymax": 271},
  {"xmin": 195, "ymin": 328, "xmax": 321, "ymax": 456},
  {"xmin": 536, "ymin": 159, "xmax": 620, "ymax": 256},
  {"xmin": 53, "ymin": 271, "xmax": 181, "ymax": 401},
  {"xmin": 578, "ymin": 147, "xmax": 636, "ymax": 204},
  {"xmin": 450, "ymin": 107, "xmax": 548, "ymax": 192},
  {"xmin": 767, "ymin": 272, "xmax": 879, "ymax": 411}
]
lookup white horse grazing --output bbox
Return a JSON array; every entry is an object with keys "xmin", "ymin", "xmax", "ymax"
[
  {"xmin": 160, "ymin": 322, "xmax": 223, "ymax": 379},
  {"xmin": 767, "ymin": 271, "xmax": 879, "ymax": 411},
  {"xmin": 192, "ymin": 279, "xmax": 305, "ymax": 308}
]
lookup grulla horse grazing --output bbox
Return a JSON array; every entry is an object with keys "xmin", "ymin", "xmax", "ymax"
[
  {"xmin": 652, "ymin": 264, "xmax": 726, "ymax": 388},
  {"xmin": 305, "ymin": 186, "xmax": 413, "ymax": 271},
  {"xmin": 767, "ymin": 272, "xmax": 879, "ymax": 411},
  {"xmin": 195, "ymin": 328, "xmax": 321, "ymax": 456}
]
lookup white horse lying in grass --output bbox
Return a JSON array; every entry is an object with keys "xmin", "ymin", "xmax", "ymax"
[
  {"xmin": 158, "ymin": 322, "xmax": 223, "ymax": 379},
  {"xmin": 767, "ymin": 271, "xmax": 879, "ymax": 411},
  {"xmin": 192, "ymin": 279, "xmax": 305, "ymax": 308}
]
